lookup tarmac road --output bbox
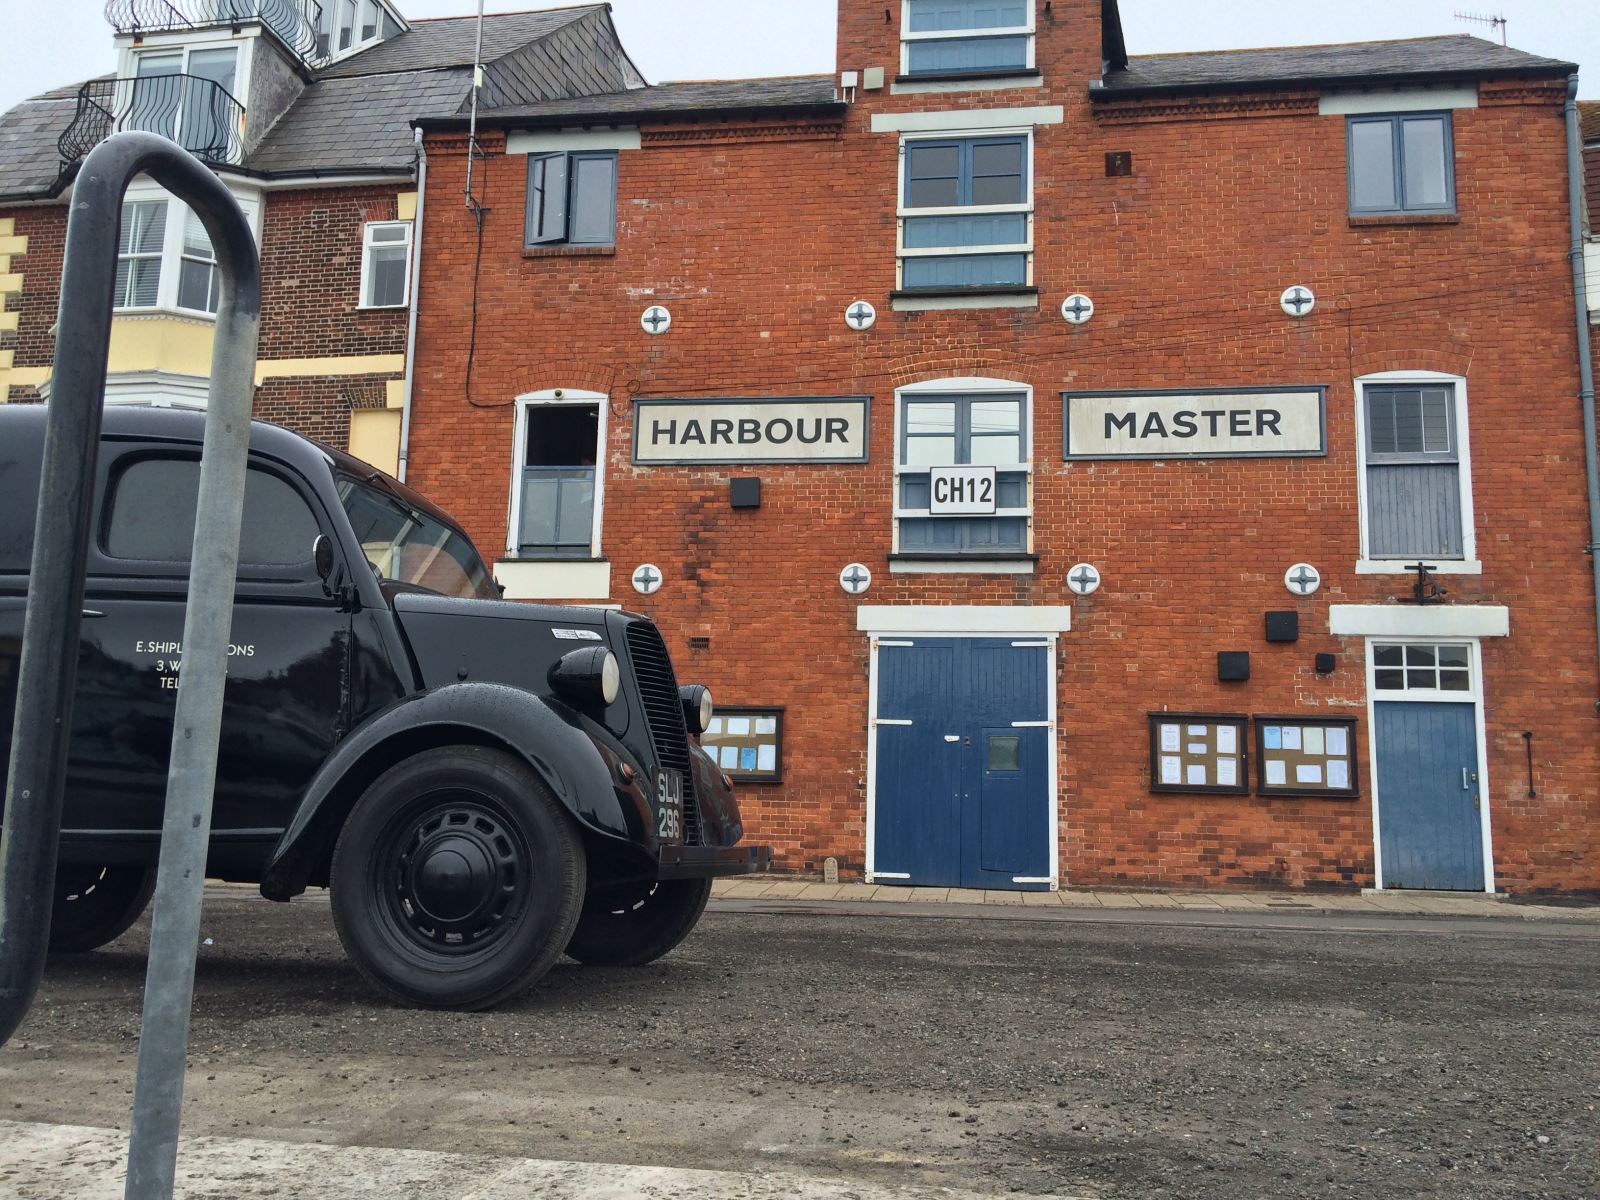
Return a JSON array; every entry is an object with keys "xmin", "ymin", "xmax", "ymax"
[{"xmin": 2, "ymin": 892, "xmax": 1597, "ymax": 1200}]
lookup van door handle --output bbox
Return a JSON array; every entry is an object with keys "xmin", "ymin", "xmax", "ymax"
[
  {"xmin": 82, "ymin": 609, "xmax": 106, "ymax": 619},
  {"xmin": 1462, "ymin": 768, "xmax": 1470, "ymax": 790},
  {"xmin": 944, "ymin": 735, "xmax": 960, "ymax": 743}
]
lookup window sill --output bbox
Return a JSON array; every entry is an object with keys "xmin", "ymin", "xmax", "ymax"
[
  {"xmin": 111, "ymin": 308, "xmax": 216, "ymax": 325},
  {"xmin": 500, "ymin": 554, "xmax": 609, "ymax": 564},
  {"xmin": 890, "ymin": 553, "xmax": 1037, "ymax": 576},
  {"xmin": 494, "ymin": 557, "xmax": 611, "ymax": 601},
  {"xmin": 522, "ymin": 244, "xmax": 617, "ymax": 259},
  {"xmin": 1349, "ymin": 213, "xmax": 1460, "ymax": 228},
  {"xmin": 1355, "ymin": 559, "xmax": 1482, "ymax": 576},
  {"xmin": 891, "ymin": 70, "xmax": 1043, "ymax": 95},
  {"xmin": 356, "ymin": 303, "xmax": 409, "ymax": 312},
  {"xmin": 891, "ymin": 287, "xmax": 1039, "ymax": 312}
]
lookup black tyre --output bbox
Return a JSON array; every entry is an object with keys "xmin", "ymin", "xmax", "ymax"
[
  {"xmin": 48, "ymin": 863, "xmax": 157, "ymax": 954},
  {"xmin": 565, "ymin": 877, "xmax": 713, "ymax": 967},
  {"xmin": 329, "ymin": 746, "xmax": 586, "ymax": 1010}
]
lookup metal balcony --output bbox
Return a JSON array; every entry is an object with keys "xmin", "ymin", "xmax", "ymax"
[
  {"xmin": 104, "ymin": 0, "xmax": 327, "ymax": 70},
  {"xmin": 58, "ymin": 75, "xmax": 245, "ymax": 182}
]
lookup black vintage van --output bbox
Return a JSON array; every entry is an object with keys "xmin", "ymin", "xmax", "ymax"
[{"xmin": 0, "ymin": 405, "xmax": 765, "ymax": 1009}]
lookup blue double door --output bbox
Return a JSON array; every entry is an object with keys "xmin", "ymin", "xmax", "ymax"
[
  {"xmin": 1374, "ymin": 701, "xmax": 1485, "ymax": 891},
  {"xmin": 873, "ymin": 638, "xmax": 1052, "ymax": 890}
]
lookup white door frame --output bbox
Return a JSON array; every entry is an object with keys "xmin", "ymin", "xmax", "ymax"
[
  {"xmin": 1363, "ymin": 635, "xmax": 1496, "ymax": 893},
  {"xmin": 863, "ymin": 628, "xmax": 1061, "ymax": 889}
]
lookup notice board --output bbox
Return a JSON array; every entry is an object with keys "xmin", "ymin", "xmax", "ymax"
[
  {"xmin": 1254, "ymin": 716, "xmax": 1359, "ymax": 798},
  {"xmin": 1148, "ymin": 713, "xmax": 1249, "ymax": 795}
]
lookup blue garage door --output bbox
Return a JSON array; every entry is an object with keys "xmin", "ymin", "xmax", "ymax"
[
  {"xmin": 873, "ymin": 638, "xmax": 1051, "ymax": 890},
  {"xmin": 1375, "ymin": 701, "xmax": 1484, "ymax": 891}
]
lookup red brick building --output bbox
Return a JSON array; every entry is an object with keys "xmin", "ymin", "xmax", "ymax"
[
  {"xmin": 401, "ymin": 1, "xmax": 1599, "ymax": 895},
  {"xmin": 0, "ymin": 1, "xmax": 643, "ymax": 472}
]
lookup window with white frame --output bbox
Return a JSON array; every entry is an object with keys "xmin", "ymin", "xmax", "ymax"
[
  {"xmin": 113, "ymin": 188, "xmax": 259, "ymax": 318},
  {"xmin": 510, "ymin": 395, "xmax": 604, "ymax": 559},
  {"xmin": 1359, "ymin": 379, "xmax": 1469, "ymax": 561},
  {"xmin": 317, "ymin": 0, "xmax": 403, "ymax": 59},
  {"xmin": 1372, "ymin": 643, "xmax": 1473, "ymax": 694},
  {"xmin": 901, "ymin": 0, "xmax": 1034, "ymax": 79},
  {"xmin": 360, "ymin": 221, "xmax": 412, "ymax": 308},
  {"xmin": 896, "ymin": 385, "xmax": 1031, "ymax": 554},
  {"xmin": 899, "ymin": 134, "xmax": 1031, "ymax": 291}
]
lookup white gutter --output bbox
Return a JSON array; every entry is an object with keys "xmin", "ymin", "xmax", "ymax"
[{"xmin": 398, "ymin": 125, "xmax": 427, "ymax": 482}]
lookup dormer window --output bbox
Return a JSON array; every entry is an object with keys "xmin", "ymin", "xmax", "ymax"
[
  {"xmin": 317, "ymin": 0, "xmax": 404, "ymax": 60},
  {"xmin": 901, "ymin": 0, "xmax": 1035, "ymax": 79}
]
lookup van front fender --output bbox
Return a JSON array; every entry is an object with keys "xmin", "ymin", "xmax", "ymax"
[{"xmin": 260, "ymin": 683, "xmax": 651, "ymax": 900}]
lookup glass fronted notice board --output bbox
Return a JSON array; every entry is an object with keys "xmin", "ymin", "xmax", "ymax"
[
  {"xmin": 1254, "ymin": 716, "xmax": 1359, "ymax": 798},
  {"xmin": 701, "ymin": 707, "xmax": 783, "ymax": 783},
  {"xmin": 1148, "ymin": 713, "xmax": 1248, "ymax": 795}
]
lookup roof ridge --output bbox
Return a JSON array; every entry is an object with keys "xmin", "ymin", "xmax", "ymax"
[
  {"xmin": 655, "ymin": 72, "xmax": 836, "ymax": 86},
  {"xmin": 406, "ymin": 3, "xmax": 602, "ymax": 24},
  {"xmin": 1126, "ymin": 33, "xmax": 1513, "ymax": 62}
]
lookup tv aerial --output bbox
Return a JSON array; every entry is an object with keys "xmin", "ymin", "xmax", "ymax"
[{"xmin": 1454, "ymin": 10, "xmax": 1507, "ymax": 44}]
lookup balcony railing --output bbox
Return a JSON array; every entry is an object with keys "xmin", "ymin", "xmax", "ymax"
[
  {"xmin": 104, "ymin": 0, "xmax": 327, "ymax": 70},
  {"xmin": 58, "ymin": 75, "xmax": 245, "ymax": 181}
]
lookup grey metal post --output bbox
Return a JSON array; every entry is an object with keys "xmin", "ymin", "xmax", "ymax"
[
  {"xmin": 1565, "ymin": 76, "xmax": 1600, "ymax": 710},
  {"xmin": 0, "ymin": 130, "xmax": 260, "ymax": 1198}
]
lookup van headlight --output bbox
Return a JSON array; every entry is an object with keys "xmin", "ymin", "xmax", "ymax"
[
  {"xmin": 679, "ymin": 684, "xmax": 713, "ymax": 736},
  {"xmin": 549, "ymin": 647, "xmax": 621, "ymax": 708}
]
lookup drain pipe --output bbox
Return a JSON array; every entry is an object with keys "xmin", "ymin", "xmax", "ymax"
[
  {"xmin": 1567, "ymin": 76, "xmax": 1600, "ymax": 711},
  {"xmin": 397, "ymin": 124, "xmax": 427, "ymax": 482}
]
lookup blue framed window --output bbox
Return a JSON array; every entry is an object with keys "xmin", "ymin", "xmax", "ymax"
[
  {"xmin": 897, "ymin": 391, "xmax": 1030, "ymax": 554},
  {"xmin": 1347, "ymin": 113, "xmax": 1455, "ymax": 216},
  {"xmin": 900, "ymin": 136, "xmax": 1030, "ymax": 291},
  {"xmin": 525, "ymin": 151, "xmax": 618, "ymax": 247},
  {"xmin": 903, "ymin": 0, "xmax": 1033, "ymax": 78}
]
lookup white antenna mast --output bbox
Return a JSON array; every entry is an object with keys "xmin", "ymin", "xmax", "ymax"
[
  {"xmin": 464, "ymin": 0, "xmax": 486, "ymax": 208},
  {"xmin": 1453, "ymin": 10, "xmax": 1508, "ymax": 45}
]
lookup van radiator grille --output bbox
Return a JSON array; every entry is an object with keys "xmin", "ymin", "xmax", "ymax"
[{"xmin": 624, "ymin": 621, "xmax": 702, "ymax": 846}]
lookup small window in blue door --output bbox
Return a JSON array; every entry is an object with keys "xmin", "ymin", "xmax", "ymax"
[{"xmin": 987, "ymin": 734, "xmax": 1021, "ymax": 772}]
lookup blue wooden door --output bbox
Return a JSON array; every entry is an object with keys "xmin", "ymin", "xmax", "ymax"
[
  {"xmin": 1375, "ymin": 702, "xmax": 1484, "ymax": 891},
  {"xmin": 874, "ymin": 639, "xmax": 1051, "ymax": 890}
]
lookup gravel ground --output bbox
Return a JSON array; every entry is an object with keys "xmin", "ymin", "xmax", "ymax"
[{"xmin": 2, "ymin": 894, "xmax": 1597, "ymax": 1199}]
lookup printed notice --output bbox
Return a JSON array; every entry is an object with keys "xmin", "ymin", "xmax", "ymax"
[
  {"xmin": 757, "ymin": 744, "xmax": 777, "ymax": 772},
  {"xmin": 726, "ymin": 717, "xmax": 751, "ymax": 736},
  {"xmin": 1216, "ymin": 725, "xmax": 1237, "ymax": 755},
  {"xmin": 1188, "ymin": 743, "xmax": 1208, "ymax": 756},
  {"xmin": 1186, "ymin": 764, "xmax": 1208, "ymax": 787},
  {"xmin": 1160, "ymin": 725, "xmax": 1181, "ymax": 752},
  {"xmin": 1327, "ymin": 760, "xmax": 1350, "ymax": 790},
  {"xmin": 1303, "ymin": 727, "xmax": 1325, "ymax": 756},
  {"xmin": 1295, "ymin": 763, "xmax": 1323, "ymax": 785},
  {"xmin": 1266, "ymin": 761, "xmax": 1287, "ymax": 787},
  {"xmin": 1187, "ymin": 724, "xmax": 1208, "ymax": 737},
  {"xmin": 1216, "ymin": 758, "xmax": 1238, "ymax": 787},
  {"xmin": 1160, "ymin": 756, "xmax": 1181, "ymax": 785},
  {"xmin": 1281, "ymin": 727, "xmax": 1302, "ymax": 751},
  {"xmin": 1326, "ymin": 727, "xmax": 1349, "ymax": 757},
  {"xmin": 1263, "ymin": 726, "xmax": 1282, "ymax": 750}
]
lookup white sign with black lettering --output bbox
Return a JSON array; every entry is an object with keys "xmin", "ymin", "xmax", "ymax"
[
  {"xmin": 1064, "ymin": 388, "xmax": 1326, "ymax": 460},
  {"xmin": 929, "ymin": 466, "xmax": 998, "ymax": 515},
  {"xmin": 633, "ymin": 397, "xmax": 870, "ymax": 465}
]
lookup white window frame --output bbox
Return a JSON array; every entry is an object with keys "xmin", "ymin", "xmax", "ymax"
[
  {"xmin": 892, "ymin": 377, "xmax": 1035, "ymax": 556},
  {"xmin": 896, "ymin": 128, "xmax": 1034, "ymax": 290},
  {"xmin": 114, "ymin": 180, "xmax": 262, "ymax": 320},
  {"xmin": 320, "ymin": 0, "xmax": 404, "ymax": 63},
  {"xmin": 1362, "ymin": 636, "xmax": 1496, "ymax": 893},
  {"xmin": 1353, "ymin": 369, "xmax": 1481, "ymax": 575},
  {"xmin": 358, "ymin": 220, "xmax": 413, "ymax": 309},
  {"xmin": 506, "ymin": 388, "xmax": 608, "ymax": 560},
  {"xmin": 899, "ymin": 0, "xmax": 1037, "ymax": 78}
]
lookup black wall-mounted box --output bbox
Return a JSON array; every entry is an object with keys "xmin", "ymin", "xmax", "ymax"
[
  {"xmin": 1316, "ymin": 653, "xmax": 1337, "ymax": 674},
  {"xmin": 1218, "ymin": 652, "xmax": 1251, "ymax": 682},
  {"xmin": 730, "ymin": 478, "xmax": 761, "ymax": 509},
  {"xmin": 1265, "ymin": 611, "xmax": 1300, "ymax": 643}
]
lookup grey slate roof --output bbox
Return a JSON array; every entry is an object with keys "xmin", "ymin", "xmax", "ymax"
[
  {"xmin": 1581, "ymin": 101, "xmax": 1599, "ymax": 143},
  {"xmin": 425, "ymin": 74, "xmax": 842, "ymax": 127},
  {"xmin": 0, "ymin": 96, "xmax": 81, "ymax": 200},
  {"xmin": 317, "ymin": 6, "xmax": 600, "ymax": 78},
  {"xmin": 1099, "ymin": 35, "xmax": 1576, "ymax": 98}
]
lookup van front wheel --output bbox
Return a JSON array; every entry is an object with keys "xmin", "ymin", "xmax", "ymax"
[
  {"xmin": 565, "ymin": 877, "xmax": 713, "ymax": 967},
  {"xmin": 330, "ymin": 746, "xmax": 585, "ymax": 1010},
  {"xmin": 48, "ymin": 863, "xmax": 157, "ymax": 954}
]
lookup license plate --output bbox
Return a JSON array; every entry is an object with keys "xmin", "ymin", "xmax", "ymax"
[{"xmin": 656, "ymin": 770, "xmax": 684, "ymax": 843}]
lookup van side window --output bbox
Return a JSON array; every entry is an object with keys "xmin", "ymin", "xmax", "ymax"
[
  {"xmin": 0, "ymin": 433, "xmax": 44, "ymax": 573},
  {"xmin": 105, "ymin": 458, "xmax": 319, "ymax": 566}
]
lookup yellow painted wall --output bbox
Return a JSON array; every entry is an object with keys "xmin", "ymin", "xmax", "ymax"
[{"xmin": 348, "ymin": 408, "xmax": 402, "ymax": 476}]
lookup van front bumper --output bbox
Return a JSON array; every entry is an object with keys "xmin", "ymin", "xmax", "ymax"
[{"xmin": 657, "ymin": 843, "xmax": 771, "ymax": 880}]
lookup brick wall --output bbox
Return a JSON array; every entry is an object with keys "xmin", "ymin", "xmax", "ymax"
[
  {"xmin": 0, "ymin": 206, "xmax": 66, "ymax": 376},
  {"xmin": 405, "ymin": 58, "xmax": 1598, "ymax": 893}
]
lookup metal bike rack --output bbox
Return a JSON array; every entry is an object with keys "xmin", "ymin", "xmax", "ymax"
[{"xmin": 0, "ymin": 132, "xmax": 262, "ymax": 1198}]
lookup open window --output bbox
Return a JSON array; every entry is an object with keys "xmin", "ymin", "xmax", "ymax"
[{"xmin": 509, "ymin": 392, "xmax": 606, "ymax": 559}]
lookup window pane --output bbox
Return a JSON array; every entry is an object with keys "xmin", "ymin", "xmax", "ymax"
[
  {"xmin": 1373, "ymin": 644, "xmax": 1404, "ymax": 668},
  {"xmin": 971, "ymin": 171, "xmax": 1024, "ymax": 206},
  {"xmin": 904, "ymin": 213, "xmax": 1026, "ymax": 248},
  {"xmin": 908, "ymin": 0, "xmax": 1028, "ymax": 32},
  {"xmin": 177, "ymin": 257, "xmax": 218, "ymax": 312},
  {"xmin": 525, "ymin": 404, "xmax": 599, "ymax": 468},
  {"xmin": 1421, "ymin": 387, "xmax": 1452, "ymax": 453},
  {"xmin": 555, "ymin": 475, "xmax": 596, "ymax": 545},
  {"xmin": 569, "ymin": 154, "xmax": 616, "ymax": 245},
  {"xmin": 121, "ymin": 200, "xmax": 167, "ymax": 256},
  {"xmin": 1439, "ymin": 670, "xmax": 1471, "ymax": 692},
  {"xmin": 1402, "ymin": 117, "xmax": 1450, "ymax": 209},
  {"xmin": 905, "ymin": 436, "xmax": 957, "ymax": 466},
  {"xmin": 182, "ymin": 208, "xmax": 214, "ymax": 260},
  {"xmin": 1405, "ymin": 645, "xmax": 1437, "ymax": 667},
  {"xmin": 968, "ymin": 435, "xmax": 1021, "ymax": 465},
  {"xmin": 107, "ymin": 459, "xmax": 318, "ymax": 566},
  {"xmin": 906, "ymin": 402, "xmax": 956, "ymax": 435},
  {"xmin": 360, "ymin": 0, "xmax": 379, "ymax": 39},
  {"xmin": 1350, "ymin": 120, "xmax": 1397, "ymax": 211},
  {"xmin": 526, "ymin": 154, "xmax": 568, "ymax": 244},
  {"xmin": 369, "ymin": 223, "xmax": 408, "ymax": 243},
  {"xmin": 1375, "ymin": 669, "xmax": 1405, "ymax": 690},
  {"xmin": 187, "ymin": 47, "xmax": 238, "ymax": 94},
  {"xmin": 902, "ymin": 252, "xmax": 1026, "ymax": 289},
  {"xmin": 366, "ymin": 245, "xmax": 408, "ymax": 306},
  {"xmin": 987, "ymin": 735, "xmax": 1021, "ymax": 772},
  {"xmin": 1437, "ymin": 645, "xmax": 1470, "ymax": 669},
  {"xmin": 907, "ymin": 35, "xmax": 1029, "ymax": 75},
  {"xmin": 1366, "ymin": 388, "xmax": 1398, "ymax": 456},
  {"xmin": 115, "ymin": 257, "xmax": 162, "ymax": 308},
  {"xmin": 971, "ymin": 140, "xmax": 1023, "ymax": 179},
  {"xmin": 906, "ymin": 144, "xmax": 960, "ymax": 207},
  {"xmin": 337, "ymin": 0, "xmax": 356, "ymax": 48},
  {"xmin": 970, "ymin": 398, "xmax": 1021, "ymax": 435}
]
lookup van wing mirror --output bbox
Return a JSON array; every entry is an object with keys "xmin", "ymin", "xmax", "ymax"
[{"xmin": 313, "ymin": 535, "xmax": 335, "ymax": 593}]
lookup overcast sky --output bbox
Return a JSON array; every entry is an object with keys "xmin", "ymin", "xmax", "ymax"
[{"xmin": 3, "ymin": 0, "xmax": 1596, "ymax": 115}]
